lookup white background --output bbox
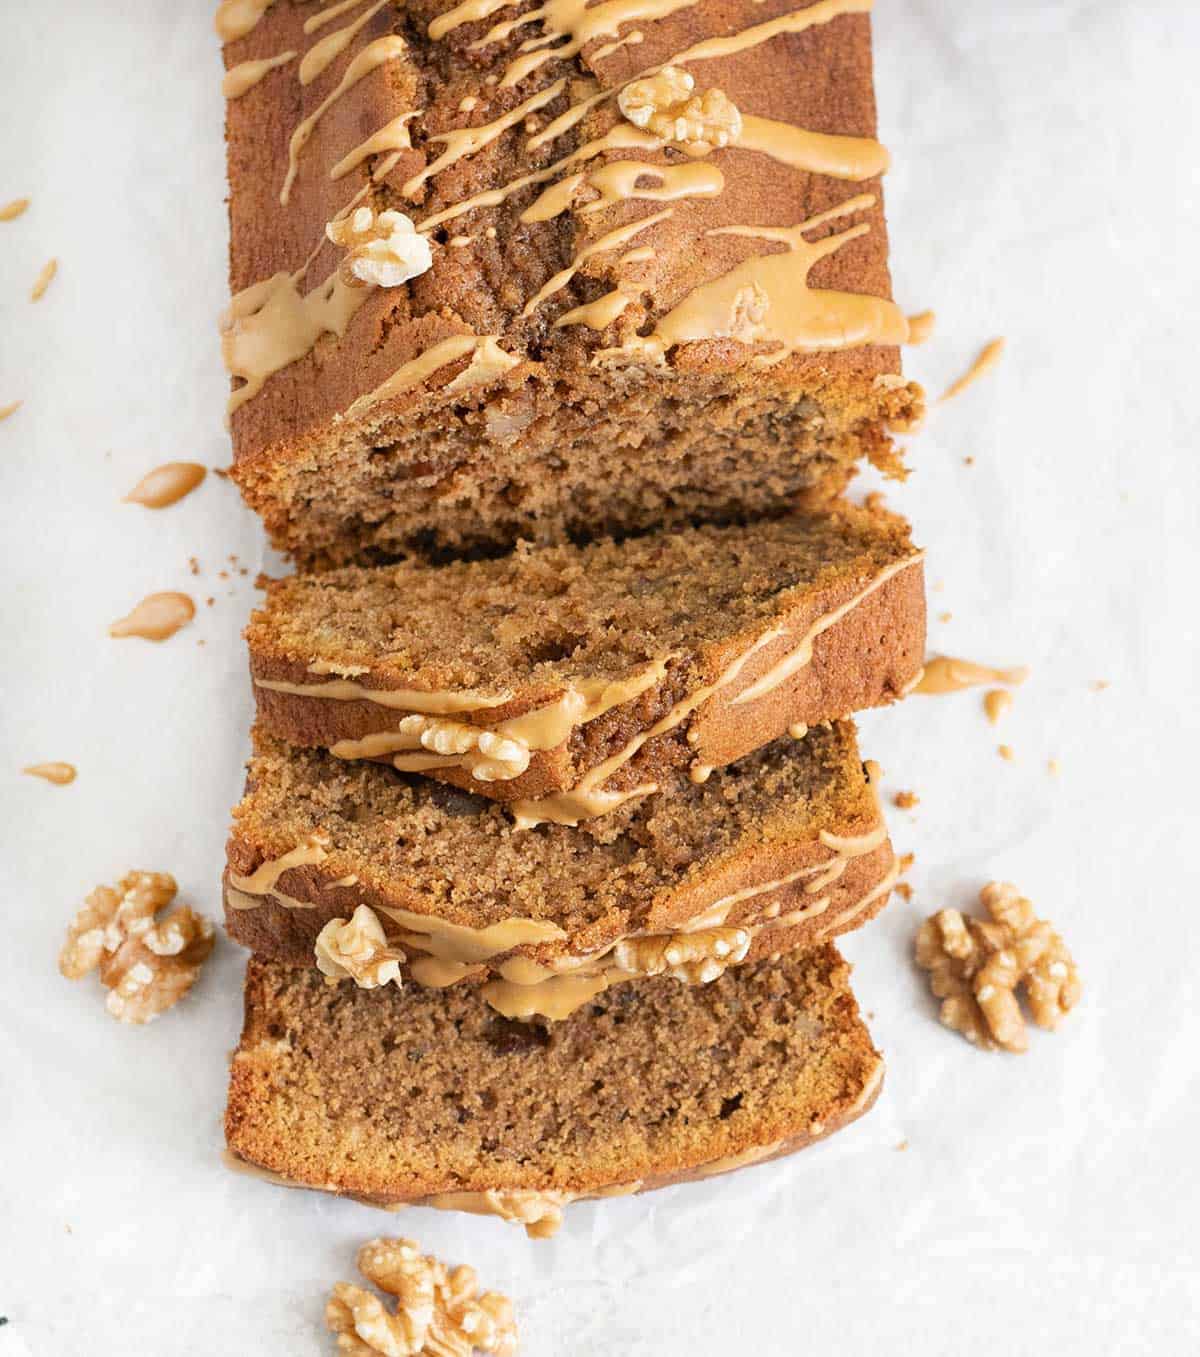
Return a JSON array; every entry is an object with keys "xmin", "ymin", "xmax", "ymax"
[{"xmin": 2, "ymin": 2, "xmax": 1198, "ymax": 1353}]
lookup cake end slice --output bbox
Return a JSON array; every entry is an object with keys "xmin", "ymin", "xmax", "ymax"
[{"xmin": 225, "ymin": 946, "xmax": 883, "ymax": 1235}]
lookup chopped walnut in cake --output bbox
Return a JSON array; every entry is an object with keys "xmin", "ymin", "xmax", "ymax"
[
  {"xmin": 618, "ymin": 66, "xmax": 742, "ymax": 154},
  {"xmin": 614, "ymin": 925, "xmax": 750, "ymax": 985},
  {"xmin": 59, "ymin": 871, "xmax": 214, "ymax": 1023},
  {"xmin": 327, "ymin": 1237, "xmax": 517, "ymax": 1356},
  {"xmin": 315, "ymin": 906, "xmax": 405, "ymax": 990},
  {"xmin": 327, "ymin": 207, "xmax": 433, "ymax": 289},
  {"xmin": 915, "ymin": 881, "xmax": 1081, "ymax": 1052}
]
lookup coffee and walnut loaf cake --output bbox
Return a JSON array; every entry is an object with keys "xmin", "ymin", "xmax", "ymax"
[
  {"xmin": 216, "ymin": 0, "xmax": 919, "ymax": 1206},
  {"xmin": 225, "ymin": 945, "xmax": 883, "ymax": 1233},
  {"xmin": 224, "ymin": 722, "xmax": 896, "ymax": 1019},
  {"xmin": 248, "ymin": 503, "xmax": 925, "ymax": 807},
  {"xmin": 220, "ymin": 0, "xmax": 921, "ymax": 567}
]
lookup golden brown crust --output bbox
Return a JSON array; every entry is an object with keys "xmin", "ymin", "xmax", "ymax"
[
  {"xmin": 221, "ymin": 0, "xmax": 921, "ymax": 565},
  {"xmin": 224, "ymin": 947, "xmax": 883, "ymax": 1210}
]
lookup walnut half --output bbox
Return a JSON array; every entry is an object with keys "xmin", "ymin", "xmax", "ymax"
[
  {"xmin": 613, "ymin": 925, "xmax": 750, "ymax": 985},
  {"xmin": 59, "ymin": 871, "xmax": 214, "ymax": 1024},
  {"xmin": 327, "ymin": 207, "xmax": 433, "ymax": 289},
  {"xmin": 617, "ymin": 66, "xmax": 742, "ymax": 155},
  {"xmin": 315, "ymin": 905, "xmax": 406, "ymax": 990},
  {"xmin": 915, "ymin": 881, "xmax": 1081, "ymax": 1052},
  {"xmin": 327, "ymin": 1237, "xmax": 517, "ymax": 1357}
]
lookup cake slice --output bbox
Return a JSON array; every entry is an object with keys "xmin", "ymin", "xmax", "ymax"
[
  {"xmin": 248, "ymin": 504, "xmax": 924, "ymax": 813},
  {"xmin": 220, "ymin": 0, "xmax": 922, "ymax": 567},
  {"xmin": 225, "ymin": 946, "xmax": 883, "ymax": 1235},
  {"xmin": 225, "ymin": 723, "xmax": 895, "ymax": 1019}
]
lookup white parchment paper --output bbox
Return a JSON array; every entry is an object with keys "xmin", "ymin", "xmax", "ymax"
[{"xmin": 1, "ymin": 2, "xmax": 1198, "ymax": 1353}]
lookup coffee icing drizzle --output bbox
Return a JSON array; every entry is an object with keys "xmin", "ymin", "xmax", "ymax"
[
  {"xmin": 254, "ymin": 552, "xmax": 921, "ymax": 820},
  {"xmin": 220, "ymin": 0, "xmax": 904, "ymax": 415},
  {"xmin": 223, "ymin": 789, "xmax": 893, "ymax": 1020}
]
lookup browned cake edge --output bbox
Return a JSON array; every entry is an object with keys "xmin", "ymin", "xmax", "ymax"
[{"xmin": 224, "ymin": 948, "xmax": 883, "ymax": 1231}]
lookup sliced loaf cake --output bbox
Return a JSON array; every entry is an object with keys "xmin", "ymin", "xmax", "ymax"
[
  {"xmin": 225, "ymin": 723, "xmax": 895, "ymax": 1019},
  {"xmin": 248, "ymin": 504, "xmax": 924, "ymax": 816},
  {"xmin": 225, "ymin": 946, "xmax": 883, "ymax": 1236}
]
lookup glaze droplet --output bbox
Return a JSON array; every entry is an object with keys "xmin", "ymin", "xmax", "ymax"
[
  {"xmin": 23, "ymin": 762, "xmax": 77, "ymax": 785},
  {"xmin": 109, "ymin": 592, "xmax": 196, "ymax": 641},
  {"xmin": 123, "ymin": 462, "xmax": 207, "ymax": 509}
]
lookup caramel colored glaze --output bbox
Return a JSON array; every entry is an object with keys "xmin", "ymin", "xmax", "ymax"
[
  {"xmin": 373, "ymin": 905, "xmax": 567, "ymax": 962},
  {"xmin": 731, "ymin": 555, "xmax": 922, "ymax": 706},
  {"xmin": 998, "ymin": 743, "xmax": 1015, "ymax": 762},
  {"xmin": 30, "ymin": 259, "xmax": 57, "ymax": 302},
  {"xmin": 940, "ymin": 337, "xmax": 1005, "ymax": 403},
  {"xmin": 299, "ymin": 0, "xmax": 390, "ymax": 86},
  {"xmin": 509, "ymin": 627, "xmax": 779, "ymax": 827},
  {"xmin": 736, "ymin": 114, "xmax": 888, "ymax": 180},
  {"xmin": 108, "ymin": 592, "xmax": 195, "ymax": 642},
  {"xmin": 523, "ymin": 161, "xmax": 724, "ymax": 225},
  {"xmin": 331, "ymin": 111, "xmax": 419, "ymax": 182},
  {"xmin": 0, "ymin": 197, "xmax": 30, "ymax": 221},
  {"xmin": 228, "ymin": 834, "xmax": 330, "ymax": 896},
  {"xmin": 555, "ymin": 289, "xmax": 633, "ymax": 330},
  {"xmin": 215, "ymin": 0, "xmax": 276, "ymax": 42},
  {"xmin": 255, "ymin": 675, "xmax": 516, "ymax": 714},
  {"xmin": 223, "ymin": 50, "xmax": 297, "ymax": 99},
  {"xmin": 123, "ymin": 462, "xmax": 207, "ymax": 509},
  {"xmin": 479, "ymin": 856, "xmax": 897, "ymax": 1021},
  {"xmin": 473, "ymin": 0, "xmax": 703, "ymax": 91},
  {"xmin": 324, "ymin": 664, "xmax": 670, "ymax": 783},
  {"xmin": 905, "ymin": 310, "xmax": 935, "ymax": 345},
  {"xmin": 521, "ymin": 208, "xmax": 673, "ymax": 319},
  {"xmin": 416, "ymin": 124, "xmax": 660, "ymax": 234},
  {"xmin": 23, "ymin": 762, "xmax": 77, "ymax": 786},
  {"xmin": 345, "ymin": 336, "xmax": 517, "ymax": 419},
  {"xmin": 280, "ymin": 35, "xmax": 408, "ymax": 205},
  {"xmin": 599, "ymin": 197, "xmax": 908, "ymax": 364},
  {"xmin": 983, "ymin": 688, "xmax": 1013, "ymax": 725},
  {"xmin": 915, "ymin": 656, "xmax": 1030, "ymax": 695},
  {"xmin": 0, "ymin": 401, "xmax": 21, "ymax": 422},
  {"xmin": 402, "ymin": 79, "xmax": 569, "ymax": 201},
  {"xmin": 306, "ymin": 0, "xmax": 374, "ymax": 32},
  {"xmin": 223, "ymin": 268, "xmax": 371, "ymax": 419}
]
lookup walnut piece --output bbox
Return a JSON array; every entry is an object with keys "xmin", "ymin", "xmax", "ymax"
[
  {"xmin": 915, "ymin": 881, "xmax": 1081, "ymax": 1052},
  {"xmin": 327, "ymin": 1237, "xmax": 518, "ymax": 1357},
  {"xmin": 613, "ymin": 925, "xmax": 750, "ymax": 985},
  {"xmin": 59, "ymin": 871, "xmax": 214, "ymax": 1024},
  {"xmin": 327, "ymin": 207, "xmax": 433, "ymax": 289},
  {"xmin": 617, "ymin": 66, "xmax": 742, "ymax": 154},
  {"xmin": 479, "ymin": 1188, "xmax": 572, "ymax": 1239},
  {"xmin": 315, "ymin": 905, "xmax": 405, "ymax": 990},
  {"xmin": 395, "ymin": 713, "xmax": 530, "ymax": 782}
]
